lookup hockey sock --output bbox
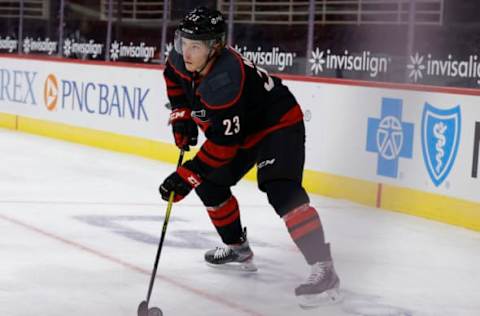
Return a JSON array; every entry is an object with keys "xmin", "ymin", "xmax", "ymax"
[
  {"xmin": 283, "ymin": 204, "xmax": 331, "ymax": 264},
  {"xmin": 207, "ymin": 195, "xmax": 244, "ymax": 245}
]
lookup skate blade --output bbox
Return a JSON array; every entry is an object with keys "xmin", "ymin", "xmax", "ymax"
[
  {"xmin": 298, "ymin": 287, "xmax": 343, "ymax": 309},
  {"xmin": 206, "ymin": 259, "xmax": 258, "ymax": 272}
]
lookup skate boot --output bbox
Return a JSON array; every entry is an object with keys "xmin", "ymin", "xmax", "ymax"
[
  {"xmin": 205, "ymin": 234, "xmax": 257, "ymax": 272},
  {"xmin": 295, "ymin": 260, "xmax": 342, "ymax": 309}
]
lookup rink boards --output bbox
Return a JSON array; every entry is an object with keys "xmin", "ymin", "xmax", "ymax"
[{"xmin": 1, "ymin": 54, "xmax": 479, "ymax": 231}]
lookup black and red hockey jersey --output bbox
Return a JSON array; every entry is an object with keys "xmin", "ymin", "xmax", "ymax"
[{"xmin": 163, "ymin": 47, "xmax": 303, "ymax": 179}]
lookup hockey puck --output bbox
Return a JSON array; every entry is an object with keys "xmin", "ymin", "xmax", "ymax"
[{"xmin": 148, "ymin": 307, "xmax": 163, "ymax": 316}]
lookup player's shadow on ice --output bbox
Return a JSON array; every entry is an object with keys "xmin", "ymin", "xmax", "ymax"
[{"xmin": 74, "ymin": 215, "xmax": 276, "ymax": 249}]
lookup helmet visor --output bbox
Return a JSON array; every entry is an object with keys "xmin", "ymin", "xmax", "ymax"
[{"xmin": 174, "ymin": 29, "xmax": 222, "ymax": 55}]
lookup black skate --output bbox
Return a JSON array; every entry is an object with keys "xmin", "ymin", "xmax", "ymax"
[
  {"xmin": 204, "ymin": 240, "xmax": 257, "ymax": 272},
  {"xmin": 295, "ymin": 260, "xmax": 342, "ymax": 309}
]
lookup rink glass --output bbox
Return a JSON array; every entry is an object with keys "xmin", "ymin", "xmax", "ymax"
[{"xmin": 1, "ymin": 0, "xmax": 479, "ymax": 89}]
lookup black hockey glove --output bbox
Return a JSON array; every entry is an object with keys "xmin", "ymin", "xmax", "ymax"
[
  {"xmin": 169, "ymin": 108, "xmax": 198, "ymax": 151},
  {"xmin": 159, "ymin": 165, "xmax": 202, "ymax": 202}
]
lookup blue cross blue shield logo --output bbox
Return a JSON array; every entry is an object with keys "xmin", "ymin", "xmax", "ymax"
[
  {"xmin": 366, "ymin": 98, "xmax": 414, "ymax": 178},
  {"xmin": 421, "ymin": 103, "xmax": 461, "ymax": 187}
]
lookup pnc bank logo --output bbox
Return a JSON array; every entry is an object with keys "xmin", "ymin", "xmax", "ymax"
[
  {"xmin": 44, "ymin": 74, "xmax": 58, "ymax": 111},
  {"xmin": 39, "ymin": 74, "xmax": 150, "ymax": 121}
]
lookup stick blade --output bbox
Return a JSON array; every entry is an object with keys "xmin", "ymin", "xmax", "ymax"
[
  {"xmin": 137, "ymin": 300, "xmax": 149, "ymax": 316},
  {"xmin": 148, "ymin": 307, "xmax": 163, "ymax": 316}
]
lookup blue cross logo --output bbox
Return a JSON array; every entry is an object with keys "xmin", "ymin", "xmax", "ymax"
[{"xmin": 366, "ymin": 98, "xmax": 414, "ymax": 178}]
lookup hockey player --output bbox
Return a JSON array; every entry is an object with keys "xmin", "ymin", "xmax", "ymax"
[{"xmin": 159, "ymin": 6, "xmax": 341, "ymax": 308}]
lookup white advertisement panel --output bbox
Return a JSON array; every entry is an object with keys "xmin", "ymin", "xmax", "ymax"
[
  {"xmin": 285, "ymin": 79, "xmax": 480, "ymax": 204},
  {"xmin": 1, "ymin": 57, "xmax": 479, "ymax": 204},
  {"xmin": 0, "ymin": 57, "xmax": 172, "ymax": 141}
]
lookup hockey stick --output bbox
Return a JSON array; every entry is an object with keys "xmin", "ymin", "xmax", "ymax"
[{"xmin": 138, "ymin": 149, "xmax": 185, "ymax": 316}]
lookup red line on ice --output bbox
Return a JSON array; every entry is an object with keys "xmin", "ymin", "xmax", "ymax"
[{"xmin": 0, "ymin": 213, "xmax": 265, "ymax": 316}]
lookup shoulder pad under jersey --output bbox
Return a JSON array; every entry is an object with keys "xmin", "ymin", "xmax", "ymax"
[
  {"xmin": 166, "ymin": 49, "xmax": 192, "ymax": 81},
  {"xmin": 197, "ymin": 48, "xmax": 245, "ymax": 109}
]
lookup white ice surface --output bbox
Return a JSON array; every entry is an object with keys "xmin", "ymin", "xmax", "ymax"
[{"xmin": 0, "ymin": 129, "xmax": 479, "ymax": 316}]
